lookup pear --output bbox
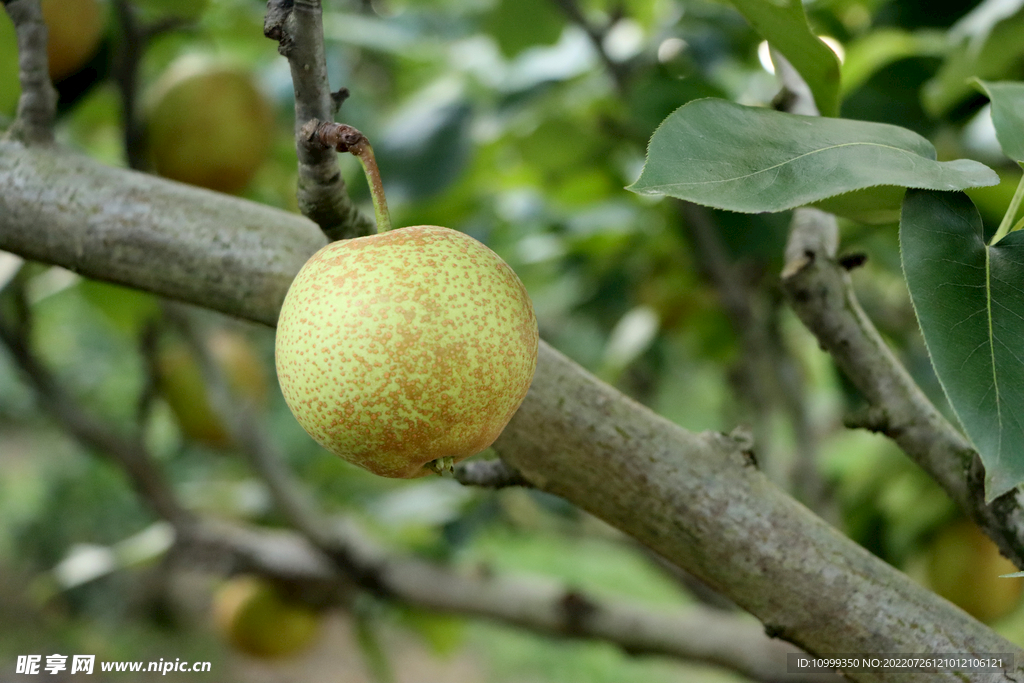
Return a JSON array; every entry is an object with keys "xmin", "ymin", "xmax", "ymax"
[
  {"xmin": 41, "ymin": 0, "xmax": 104, "ymax": 82},
  {"xmin": 276, "ymin": 225, "xmax": 537, "ymax": 477},
  {"xmin": 145, "ymin": 58, "xmax": 274, "ymax": 194},
  {"xmin": 275, "ymin": 124, "xmax": 538, "ymax": 477},
  {"xmin": 213, "ymin": 576, "xmax": 321, "ymax": 659}
]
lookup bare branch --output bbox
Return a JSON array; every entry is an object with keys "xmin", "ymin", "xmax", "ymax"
[
  {"xmin": 4, "ymin": 0, "xmax": 58, "ymax": 143},
  {"xmin": 769, "ymin": 52, "xmax": 1024, "ymax": 569},
  {"xmin": 0, "ymin": 278, "xmax": 192, "ymax": 528},
  {"xmin": 263, "ymin": 0, "xmax": 375, "ymax": 240},
  {"xmin": 548, "ymin": 0, "xmax": 629, "ymax": 93},
  {"xmin": 111, "ymin": 0, "xmax": 190, "ymax": 171},
  {"xmin": 180, "ymin": 519, "xmax": 843, "ymax": 683},
  {"xmin": 780, "ymin": 209, "xmax": 1024, "ymax": 568},
  {"xmin": 680, "ymin": 202, "xmax": 829, "ymax": 512}
]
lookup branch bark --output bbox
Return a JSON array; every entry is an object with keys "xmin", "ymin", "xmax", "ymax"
[
  {"xmin": 263, "ymin": 0, "xmax": 375, "ymax": 240},
  {"xmin": 3, "ymin": 0, "xmax": 58, "ymax": 144},
  {"xmin": 2, "ymin": 139, "xmax": 1022, "ymax": 681},
  {"xmin": 769, "ymin": 47, "xmax": 1024, "ymax": 578}
]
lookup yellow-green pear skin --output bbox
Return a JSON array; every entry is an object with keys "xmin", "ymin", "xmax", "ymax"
[{"xmin": 275, "ymin": 226, "xmax": 538, "ymax": 478}]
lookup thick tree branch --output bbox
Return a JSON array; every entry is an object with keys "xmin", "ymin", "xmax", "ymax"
[
  {"xmin": 2, "ymin": 140, "xmax": 1022, "ymax": 681},
  {"xmin": 263, "ymin": 0, "xmax": 375, "ymax": 240},
  {"xmin": 4, "ymin": 0, "xmax": 57, "ymax": 143}
]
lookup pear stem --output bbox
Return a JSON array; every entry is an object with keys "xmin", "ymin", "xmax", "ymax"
[{"xmin": 300, "ymin": 120, "xmax": 393, "ymax": 233}]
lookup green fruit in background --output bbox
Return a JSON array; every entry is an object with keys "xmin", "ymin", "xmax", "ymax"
[
  {"xmin": 275, "ymin": 226, "xmax": 539, "ymax": 478},
  {"xmin": 0, "ymin": 0, "xmax": 105, "ymax": 115},
  {"xmin": 145, "ymin": 58, "xmax": 274, "ymax": 194},
  {"xmin": 157, "ymin": 329, "xmax": 269, "ymax": 449},
  {"xmin": 212, "ymin": 576, "xmax": 322, "ymax": 659},
  {"xmin": 41, "ymin": 0, "xmax": 104, "ymax": 82},
  {"xmin": 926, "ymin": 519, "xmax": 1023, "ymax": 623}
]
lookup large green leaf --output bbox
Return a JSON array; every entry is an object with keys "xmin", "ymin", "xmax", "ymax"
[
  {"xmin": 900, "ymin": 189, "xmax": 1024, "ymax": 501},
  {"xmin": 977, "ymin": 80, "xmax": 1024, "ymax": 164},
  {"xmin": 627, "ymin": 98, "xmax": 998, "ymax": 215},
  {"xmin": 725, "ymin": 0, "xmax": 840, "ymax": 117}
]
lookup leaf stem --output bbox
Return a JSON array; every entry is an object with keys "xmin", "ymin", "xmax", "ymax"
[{"xmin": 991, "ymin": 171, "xmax": 1024, "ymax": 245}]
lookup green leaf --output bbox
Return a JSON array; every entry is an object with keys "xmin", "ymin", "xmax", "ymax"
[
  {"xmin": 725, "ymin": 0, "xmax": 840, "ymax": 117},
  {"xmin": 840, "ymin": 29, "xmax": 947, "ymax": 97},
  {"xmin": 627, "ymin": 98, "xmax": 998, "ymax": 215},
  {"xmin": 922, "ymin": 8, "xmax": 1024, "ymax": 117},
  {"xmin": 976, "ymin": 80, "xmax": 1024, "ymax": 164},
  {"xmin": 900, "ymin": 189, "xmax": 1024, "ymax": 502}
]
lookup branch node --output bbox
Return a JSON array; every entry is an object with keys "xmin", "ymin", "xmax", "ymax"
[
  {"xmin": 560, "ymin": 589, "xmax": 598, "ymax": 636},
  {"xmin": 330, "ymin": 87, "xmax": 350, "ymax": 117},
  {"xmin": 838, "ymin": 252, "xmax": 868, "ymax": 271},
  {"xmin": 263, "ymin": 0, "xmax": 295, "ymax": 54},
  {"xmin": 844, "ymin": 405, "xmax": 891, "ymax": 434},
  {"xmin": 454, "ymin": 458, "xmax": 531, "ymax": 488}
]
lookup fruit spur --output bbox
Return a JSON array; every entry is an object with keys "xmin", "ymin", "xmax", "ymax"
[{"xmin": 274, "ymin": 121, "xmax": 538, "ymax": 478}]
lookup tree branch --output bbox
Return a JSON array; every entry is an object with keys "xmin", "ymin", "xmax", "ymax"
[
  {"xmin": 3, "ymin": 0, "xmax": 58, "ymax": 144},
  {"xmin": 769, "ymin": 51, "xmax": 1024, "ymax": 570},
  {"xmin": 680, "ymin": 202, "xmax": 829, "ymax": 512},
  {"xmin": 0, "ymin": 275, "xmax": 193, "ymax": 528},
  {"xmin": 263, "ymin": 0, "xmax": 375, "ymax": 240},
  {"xmin": 2, "ymin": 140, "xmax": 1022, "ymax": 681},
  {"xmin": 548, "ymin": 0, "xmax": 629, "ymax": 93},
  {"xmin": 179, "ymin": 518, "xmax": 842, "ymax": 683},
  {"xmin": 454, "ymin": 458, "xmax": 531, "ymax": 488}
]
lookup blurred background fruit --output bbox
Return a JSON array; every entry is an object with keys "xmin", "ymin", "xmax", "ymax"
[
  {"xmin": 41, "ymin": 0, "xmax": 104, "ymax": 82},
  {"xmin": 212, "ymin": 575, "xmax": 323, "ymax": 659},
  {"xmin": 926, "ymin": 519, "xmax": 1023, "ymax": 623},
  {"xmin": 145, "ymin": 57, "xmax": 274, "ymax": 194},
  {"xmin": 156, "ymin": 329, "xmax": 269, "ymax": 449}
]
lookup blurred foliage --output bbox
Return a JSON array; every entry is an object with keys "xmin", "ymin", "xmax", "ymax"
[{"xmin": 5, "ymin": 0, "xmax": 1024, "ymax": 680}]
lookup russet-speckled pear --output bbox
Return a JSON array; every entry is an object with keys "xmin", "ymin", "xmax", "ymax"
[{"xmin": 275, "ymin": 225, "xmax": 538, "ymax": 478}]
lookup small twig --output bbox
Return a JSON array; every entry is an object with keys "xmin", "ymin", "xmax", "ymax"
[
  {"xmin": 0, "ymin": 279, "xmax": 192, "ymax": 528},
  {"xmin": 454, "ymin": 458, "xmax": 532, "ymax": 488},
  {"xmin": 548, "ymin": 0, "xmax": 629, "ymax": 93},
  {"xmin": 680, "ymin": 202, "xmax": 829, "ymax": 512},
  {"xmin": 112, "ymin": 0, "xmax": 191, "ymax": 171},
  {"xmin": 4, "ymin": 0, "xmax": 58, "ymax": 144},
  {"xmin": 160, "ymin": 303, "xmax": 395, "ymax": 596},
  {"xmin": 264, "ymin": 0, "xmax": 375, "ymax": 240}
]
